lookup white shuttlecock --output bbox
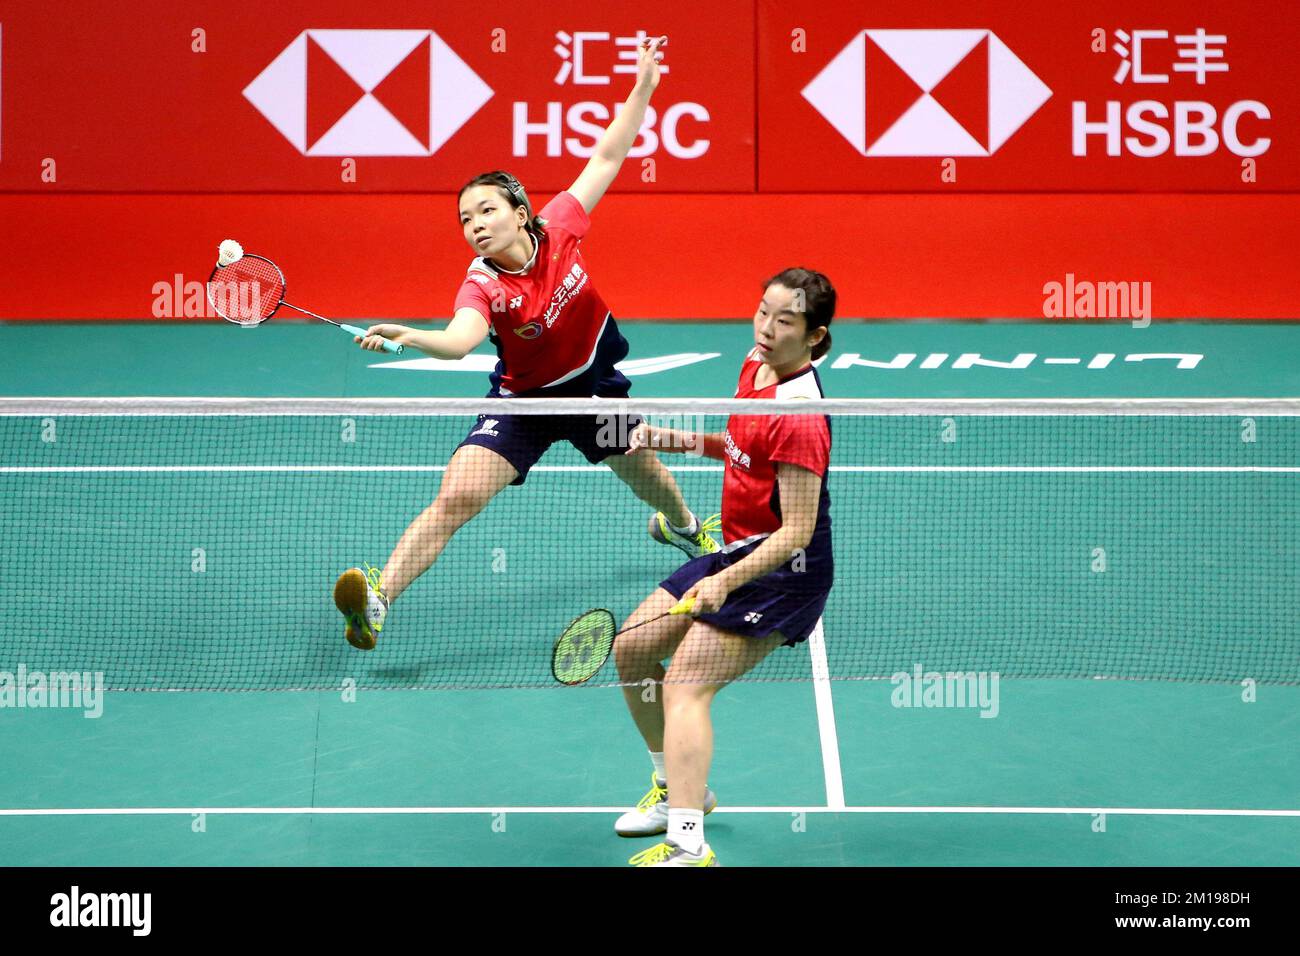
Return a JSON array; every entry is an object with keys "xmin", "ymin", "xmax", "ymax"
[{"xmin": 217, "ymin": 239, "xmax": 244, "ymax": 267}]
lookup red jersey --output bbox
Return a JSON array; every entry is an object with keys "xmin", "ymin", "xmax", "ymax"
[
  {"xmin": 720, "ymin": 352, "xmax": 833, "ymax": 581},
  {"xmin": 453, "ymin": 191, "xmax": 616, "ymax": 395}
]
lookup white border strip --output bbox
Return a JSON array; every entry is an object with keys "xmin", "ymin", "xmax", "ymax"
[
  {"xmin": 807, "ymin": 619, "xmax": 845, "ymax": 810},
  {"xmin": 0, "ymin": 806, "xmax": 1295, "ymax": 817},
  {"xmin": 2, "ymin": 397, "xmax": 1300, "ymax": 416}
]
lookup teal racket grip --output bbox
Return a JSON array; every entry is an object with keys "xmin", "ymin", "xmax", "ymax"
[{"xmin": 342, "ymin": 324, "xmax": 404, "ymax": 354}]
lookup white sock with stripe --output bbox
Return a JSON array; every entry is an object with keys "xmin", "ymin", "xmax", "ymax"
[
  {"xmin": 668, "ymin": 808, "xmax": 705, "ymax": 855},
  {"xmin": 650, "ymin": 751, "xmax": 667, "ymax": 785},
  {"xmin": 668, "ymin": 513, "xmax": 699, "ymax": 536}
]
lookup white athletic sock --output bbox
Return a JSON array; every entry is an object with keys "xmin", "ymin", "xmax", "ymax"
[
  {"xmin": 668, "ymin": 513, "xmax": 699, "ymax": 536},
  {"xmin": 668, "ymin": 808, "xmax": 705, "ymax": 855},
  {"xmin": 650, "ymin": 751, "xmax": 667, "ymax": 785}
]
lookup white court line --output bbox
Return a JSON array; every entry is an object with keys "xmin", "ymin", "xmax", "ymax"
[
  {"xmin": 3, "ymin": 466, "xmax": 1299, "ymax": 474},
  {"xmin": 806, "ymin": 619, "xmax": 845, "ymax": 810},
  {"xmin": 1, "ymin": 806, "xmax": 1296, "ymax": 817}
]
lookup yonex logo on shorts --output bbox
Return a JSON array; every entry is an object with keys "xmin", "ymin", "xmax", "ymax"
[
  {"xmin": 473, "ymin": 419, "xmax": 501, "ymax": 438},
  {"xmin": 743, "ymin": 611, "xmax": 763, "ymax": 624}
]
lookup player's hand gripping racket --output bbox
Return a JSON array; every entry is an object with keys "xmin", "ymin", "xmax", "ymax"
[
  {"xmin": 551, "ymin": 597, "xmax": 695, "ymax": 685},
  {"xmin": 205, "ymin": 240, "xmax": 403, "ymax": 354}
]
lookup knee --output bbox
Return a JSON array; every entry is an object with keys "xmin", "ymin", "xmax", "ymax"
[
  {"xmin": 615, "ymin": 632, "xmax": 659, "ymax": 678},
  {"xmin": 432, "ymin": 486, "xmax": 490, "ymax": 528},
  {"xmin": 663, "ymin": 677, "xmax": 714, "ymax": 714}
]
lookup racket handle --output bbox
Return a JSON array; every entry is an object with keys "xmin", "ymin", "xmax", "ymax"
[
  {"xmin": 669, "ymin": 597, "xmax": 696, "ymax": 615},
  {"xmin": 341, "ymin": 324, "xmax": 404, "ymax": 354}
]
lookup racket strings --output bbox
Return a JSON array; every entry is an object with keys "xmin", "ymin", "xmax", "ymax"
[
  {"xmin": 207, "ymin": 257, "xmax": 284, "ymax": 324},
  {"xmin": 553, "ymin": 610, "xmax": 616, "ymax": 684}
]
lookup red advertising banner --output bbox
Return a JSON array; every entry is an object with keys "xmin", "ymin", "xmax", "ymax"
[
  {"xmin": 3, "ymin": 193, "xmax": 1297, "ymax": 319},
  {"xmin": 0, "ymin": 1, "xmax": 753, "ymax": 192},
  {"xmin": 758, "ymin": 0, "xmax": 1298, "ymax": 190}
]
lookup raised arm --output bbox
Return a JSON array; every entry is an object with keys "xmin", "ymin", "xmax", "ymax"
[
  {"xmin": 566, "ymin": 35, "xmax": 666, "ymax": 216},
  {"xmin": 357, "ymin": 308, "xmax": 489, "ymax": 359}
]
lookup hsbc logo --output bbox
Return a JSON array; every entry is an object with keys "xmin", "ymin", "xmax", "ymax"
[
  {"xmin": 244, "ymin": 30, "xmax": 493, "ymax": 156},
  {"xmin": 802, "ymin": 30, "xmax": 1051, "ymax": 156}
]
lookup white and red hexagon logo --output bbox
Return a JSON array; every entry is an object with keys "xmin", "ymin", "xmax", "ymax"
[
  {"xmin": 244, "ymin": 29, "xmax": 493, "ymax": 156},
  {"xmin": 802, "ymin": 29, "xmax": 1051, "ymax": 156}
]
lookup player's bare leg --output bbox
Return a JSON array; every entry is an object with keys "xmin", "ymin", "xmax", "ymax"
[
  {"xmin": 661, "ymin": 624, "xmax": 783, "ymax": 811},
  {"xmin": 381, "ymin": 445, "xmax": 518, "ymax": 602},
  {"xmin": 615, "ymin": 588, "xmax": 692, "ymax": 750},
  {"xmin": 604, "ymin": 451, "xmax": 693, "ymax": 529}
]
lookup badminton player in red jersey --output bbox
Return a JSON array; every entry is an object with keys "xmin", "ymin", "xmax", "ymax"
[
  {"xmin": 614, "ymin": 269, "xmax": 836, "ymax": 867},
  {"xmin": 333, "ymin": 36, "xmax": 719, "ymax": 651}
]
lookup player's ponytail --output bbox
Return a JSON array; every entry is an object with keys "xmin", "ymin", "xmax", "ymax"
[
  {"xmin": 459, "ymin": 171, "xmax": 548, "ymax": 241},
  {"xmin": 763, "ymin": 268, "xmax": 836, "ymax": 361}
]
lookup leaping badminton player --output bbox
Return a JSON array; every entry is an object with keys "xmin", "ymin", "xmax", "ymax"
[
  {"xmin": 333, "ymin": 35, "xmax": 719, "ymax": 650},
  {"xmin": 613, "ymin": 268, "xmax": 836, "ymax": 867}
]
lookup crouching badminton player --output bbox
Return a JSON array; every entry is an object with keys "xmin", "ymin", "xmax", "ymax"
[
  {"xmin": 333, "ymin": 35, "xmax": 720, "ymax": 651},
  {"xmin": 613, "ymin": 268, "xmax": 836, "ymax": 867}
]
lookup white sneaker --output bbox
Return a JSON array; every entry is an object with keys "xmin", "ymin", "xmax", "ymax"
[
  {"xmin": 615, "ymin": 773, "xmax": 718, "ymax": 837},
  {"xmin": 628, "ymin": 841, "xmax": 719, "ymax": 867}
]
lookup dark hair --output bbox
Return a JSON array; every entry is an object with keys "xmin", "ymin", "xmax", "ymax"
[
  {"xmin": 458, "ymin": 171, "xmax": 547, "ymax": 241},
  {"xmin": 763, "ymin": 268, "xmax": 836, "ymax": 360}
]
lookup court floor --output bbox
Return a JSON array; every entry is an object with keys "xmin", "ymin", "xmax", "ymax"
[{"xmin": 1, "ymin": 321, "xmax": 1297, "ymax": 866}]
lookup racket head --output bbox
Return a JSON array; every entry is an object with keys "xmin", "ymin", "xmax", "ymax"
[
  {"xmin": 551, "ymin": 609, "xmax": 617, "ymax": 685},
  {"xmin": 206, "ymin": 254, "xmax": 285, "ymax": 326}
]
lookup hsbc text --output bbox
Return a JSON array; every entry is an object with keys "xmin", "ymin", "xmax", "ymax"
[
  {"xmin": 1072, "ymin": 100, "xmax": 1270, "ymax": 157},
  {"xmin": 513, "ymin": 102, "xmax": 710, "ymax": 158}
]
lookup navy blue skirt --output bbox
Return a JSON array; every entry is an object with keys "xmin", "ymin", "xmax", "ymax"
[{"xmin": 659, "ymin": 539, "xmax": 832, "ymax": 646}]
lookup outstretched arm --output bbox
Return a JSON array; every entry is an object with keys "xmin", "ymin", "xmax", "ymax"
[
  {"xmin": 357, "ymin": 308, "xmax": 489, "ymax": 359},
  {"xmin": 566, "ymin": 35, "xmax": 666, "ymax": 216},
  {"xmin": 625, "ymin": 422, "xmax": 725, "ymax": 460}
]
